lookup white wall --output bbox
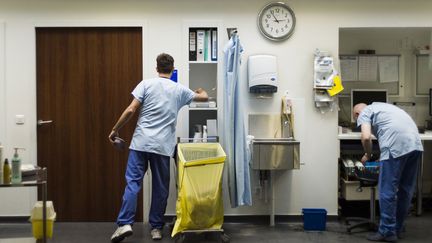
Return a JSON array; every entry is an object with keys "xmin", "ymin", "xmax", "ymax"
[{"xmin": 1, "ymin": 0, "xmax": 432, "ymax": 218}]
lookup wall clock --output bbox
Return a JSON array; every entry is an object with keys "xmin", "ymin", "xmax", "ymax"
[{"xmin": 258, "ymin": 2, "xmax": 296, "ymax": 41}]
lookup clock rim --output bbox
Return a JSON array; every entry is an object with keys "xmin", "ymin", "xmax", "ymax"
[{"xmin": 257, "ymin": 2, "xmax": 296, "ymax": 41}]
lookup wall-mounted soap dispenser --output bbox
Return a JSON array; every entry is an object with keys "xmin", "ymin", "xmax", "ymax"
[{"xmin": 248, "ymin": 55, "xmax": 278, "ymax": 93}]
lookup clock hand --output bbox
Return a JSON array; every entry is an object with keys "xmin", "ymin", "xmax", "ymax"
[{"xmin": 270, "ymin": 12, "xmax": 280, "ymax": 23}]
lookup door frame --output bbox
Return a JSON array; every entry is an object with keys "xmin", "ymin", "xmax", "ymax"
[{"xmin": 33, "ymin": 21, "xmax": 152, "ymax": 222}]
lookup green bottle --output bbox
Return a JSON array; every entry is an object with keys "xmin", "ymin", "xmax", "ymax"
[
  {"xmin": 11, "ymin": 148, "xmax": 22, "ymax": 184},
  {"xmin": 3, "ymin": 159, "xmax": 11, "ymax": 184}
]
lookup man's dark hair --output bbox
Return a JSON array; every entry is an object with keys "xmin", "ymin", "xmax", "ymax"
[{"xmin": 156, "ymin": 53, "xmax": 174, "ymax": 74}]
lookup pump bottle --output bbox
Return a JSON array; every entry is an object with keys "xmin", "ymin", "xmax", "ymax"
[
  {"xmin": 3, "ymin": 159, "xmax": 11, "ymax": 184},
  {"xmin": 11, "ymin": 148, "xmax": 24, "ymax": 184}
]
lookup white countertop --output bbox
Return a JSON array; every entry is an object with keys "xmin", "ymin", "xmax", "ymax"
[{"xmin": 338, "ymin": 131, "xmax": 432, "ymax": 140}]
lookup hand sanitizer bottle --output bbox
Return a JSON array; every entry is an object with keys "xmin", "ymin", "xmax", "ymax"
[{"xmin": 11, "ymin": 148, "xmax": 24, "ymax": 184}]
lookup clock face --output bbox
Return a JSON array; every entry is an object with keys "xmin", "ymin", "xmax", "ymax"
[{"xmin": 258, "ymin": 2, "xmax": 296, "ymax": 41}]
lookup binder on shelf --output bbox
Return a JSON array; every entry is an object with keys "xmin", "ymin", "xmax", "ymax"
[
  {"xmin": 189, "ymin": 30, "xmax": 197, "ymax": 61},
  {"xmin": 204, "ymin": 30, "xmax": 211, "ymax": 61},
  {"xmin": 196, "ymin": 30, "xmax": 205, "ymax": 61},
  {"xmin": 211, "ymin": 29, "xmax": 217, "ymax": 61}
]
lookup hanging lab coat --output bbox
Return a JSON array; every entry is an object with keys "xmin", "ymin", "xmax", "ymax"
[{"xmin": 223, "ymin": 33, "xmax": 252, "ymax": 207}]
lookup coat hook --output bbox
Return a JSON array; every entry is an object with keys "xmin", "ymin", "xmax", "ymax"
[{"xmin": 227, "ymin": 28, "xmax": 238, "ymax": 39}]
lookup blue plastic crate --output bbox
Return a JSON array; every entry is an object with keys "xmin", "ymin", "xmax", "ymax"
[{"xmin": 302, "ymin": 208, "xmax": 327, "ymax": 231}]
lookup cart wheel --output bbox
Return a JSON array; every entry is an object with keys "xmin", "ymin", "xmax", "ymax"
[
  {"xmin": 168, "ymin": 217, "xmax": 176, "ymax": 231},
  {"xmin": 220, "ymin": 233, "xmax": 230, "ymax": 243},
  {"xmin": 175, "ymin": 233, "xmax": 186, "ymax": 243}
]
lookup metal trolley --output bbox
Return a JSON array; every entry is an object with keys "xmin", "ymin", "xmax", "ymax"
[{"xmin": 171, "ymin": 138, "xmax": 230, "ymax": 243}]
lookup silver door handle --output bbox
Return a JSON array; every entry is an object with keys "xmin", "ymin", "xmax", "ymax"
[{"xmin": 37, "ymin": 120, "xmax": 53, "ymax": 126}]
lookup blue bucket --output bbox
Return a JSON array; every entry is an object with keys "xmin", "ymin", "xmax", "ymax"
[{"xmin": 302, "ymin": 208, "xmax": 327, "ymax": 231}]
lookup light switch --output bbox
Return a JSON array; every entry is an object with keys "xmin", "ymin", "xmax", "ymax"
[{"xmin": 15, "ymin": 115, "xmax": 25, "ymax": 125}]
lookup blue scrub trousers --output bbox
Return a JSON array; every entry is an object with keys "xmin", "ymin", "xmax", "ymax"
[
  {"xmin": 116, "ymin": 149, "xmax": 170, "ymax": 229},
  {"xmin": 378, "ymin": 150, "xmax": 422, "ymax": 237}
]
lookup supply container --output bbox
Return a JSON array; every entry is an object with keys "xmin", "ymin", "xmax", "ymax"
[
  {"xmin": 30, "ymin": 201, "xmax": 56, "ymax": 239},
  {"xmin": 302, "ymin": 208, "xmax": 327, "ymax": 231}
]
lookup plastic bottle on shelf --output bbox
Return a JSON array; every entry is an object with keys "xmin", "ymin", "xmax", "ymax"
[
  {"xmin": 3, "ymin": 158, "xmax": 11, "ymax": 184},
  {"xmin": 202, "ymin": 125, "xmax": 208, "ymax": 143},
  {"xmin": 11, "ymin": 148, "xmax": 24, "ymax": 184}
]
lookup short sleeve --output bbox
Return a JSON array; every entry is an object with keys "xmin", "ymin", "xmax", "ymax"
[
  {"xmin": 357, "ymin": 106, "xmax": 373, "ymax": 127},
  {"xmin": 131, "ymin": 81, "xmax": 145, "ymax": 103},
  {"xmin": 177, "ymin": 84, "xmax": 195, "ymax": 107}
]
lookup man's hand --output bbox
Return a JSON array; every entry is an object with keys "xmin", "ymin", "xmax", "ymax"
[
  {"xmin": 109, "ymin": 130, "xmax": 119, "ymax": 143},
  {"xmin": 361, "ymin": 153, "xmax": 370, "ymax": 164},
  {"xmin": 193, "ymin": 88, "xmax": 208, "ymax": 102}
]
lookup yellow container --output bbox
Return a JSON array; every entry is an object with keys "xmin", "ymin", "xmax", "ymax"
[
  {"xmin": 172, "ymin": 143, "xmax": 226, "ymax": 237},
  {"xmin": 30, "ymin": 201, "xmax": 56, "ymax": 239},
  {"xmin": 32, "ymin": 219, "xmax": 54, "ymax": 239}
]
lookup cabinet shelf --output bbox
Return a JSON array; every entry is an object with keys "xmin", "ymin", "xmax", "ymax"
[
  {"xmin": 189, "ymin": 107, "xmax": 218, "ymax": 111},
  {"xmin": 189, "ymin": 61, "xmax": 217, "ymax": 64}
]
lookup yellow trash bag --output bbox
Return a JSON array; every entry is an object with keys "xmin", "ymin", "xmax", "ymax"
[
  {"xmin": 29, "ymin": 201, "xmax": 56, "ymax": 239},
  {"xmin": 171, "ymin": 143, "xmax": 226, "ymax": 237}
]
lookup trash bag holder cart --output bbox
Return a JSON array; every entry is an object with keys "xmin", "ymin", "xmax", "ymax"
[
  {"xmin": 0, "ymin": 167, "xmax": 48, "ymax": 243},
  {"xmin": 171, "ymin": 139, "xmax": 230, "ymax": 243}
]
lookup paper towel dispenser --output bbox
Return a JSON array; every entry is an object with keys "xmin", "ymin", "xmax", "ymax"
[{"xmin": 248, "ymin": 55, "xmax": 278, "ymax": 93}]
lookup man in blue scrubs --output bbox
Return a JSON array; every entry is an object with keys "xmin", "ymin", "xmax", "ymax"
[
  {"xmin": 109, "ymin": 53, "xmax": 208, "ymax": 242},
  {"xmin": 353, "ymin": 102, "xmax": 423, "ymax": 242}
]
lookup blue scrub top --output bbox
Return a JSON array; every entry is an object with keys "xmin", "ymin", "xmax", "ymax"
[
  {"xmin": 129, "ymin": 78, "xmax": 195, "ymax": 156},
  {"xmin": 357, "ymin": 102, "xmax": 423, "ymax": 160}
]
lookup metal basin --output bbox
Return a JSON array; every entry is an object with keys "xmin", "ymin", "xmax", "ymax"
[{"xmin": 252, "ymin": 138, "xmax": 300, "ymax": 170}]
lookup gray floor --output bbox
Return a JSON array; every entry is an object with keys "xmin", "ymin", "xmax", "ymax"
[{"xmin": 1, "ymin": 212, "xmax": 432, "ymax": 243}]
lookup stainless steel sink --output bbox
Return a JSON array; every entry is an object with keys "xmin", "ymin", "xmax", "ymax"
[
  {"xmin": 248, "ymin": 114, "xmax": 300, "ymax": 170},
  {"xmin": 251, "ymin": 138, "xmax": 300, "ymax": 170}
]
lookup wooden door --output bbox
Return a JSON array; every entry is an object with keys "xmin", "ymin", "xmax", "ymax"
[{"xmin": 36, "ymin": 27, "xmax": 143, "ymax": 221}]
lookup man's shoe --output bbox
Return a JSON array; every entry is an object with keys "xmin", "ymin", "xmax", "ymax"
[
  {"xmin": 397, "ymin": 226, "xmax": 406, "ymax": 239},
  {"xmin": 397, "ymin": 232, "xmax": 404, "ymax": 239},
  {"xmin": 151, "ymin": 228, "xmax": 162, "ymax": 240},
  {"xmin": 367, "ymin": 232, "xmax": 397, "ymax": 242},
  {"xmin": 111, "ymin": 225, "xmax": 133, "ymax": 243}
]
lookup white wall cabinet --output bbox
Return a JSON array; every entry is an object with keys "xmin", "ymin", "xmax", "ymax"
[{"xmin": 182, "ymin": 22, "xmax": 222, "ymax": 140}]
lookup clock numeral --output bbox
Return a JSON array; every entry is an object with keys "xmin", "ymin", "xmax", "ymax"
[
  {"xmin": 281, "ymin": 28, "xmax": 284, "ymax": 32},
  {"xmin": 266, "ymin": 24, "xmax": 269, "ymax": 28},
  {"xmin": 276, "ymin": 29, "xmax": 279, "ymax": 34},
  {"xmin": 285, "ymin": 13, "xmax": 288, "ymax": 18},
  {"xmin": 265, "ymin": 19, "xmax": 268, "ymax": 23},
  {"xmin": 276, "ymin": 8, "xmax": 280, "ymax": 13},
  {"xmin": 285, "ymin": 24, "xmax": 288, "ymax": 28},
  {"xmin": 270, "ymin": 10, "xmax": 274, "ymax": 14},
  {"xmin": 270, "ymin": 27, "xmax": 273, "ymax": 32},
  {"xmin": 267, "ymin": 14, "xmax": 271, "ymax": 19}
]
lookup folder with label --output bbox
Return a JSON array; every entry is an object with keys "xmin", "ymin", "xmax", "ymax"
[
  {"xmin": 204, "ymin": 30, "xmax": 211, "ymax": 61},
  {"xmin": 189, "ymin": 30, "xmax": 197, "ymax": 61},
  {"xmin": 196, "ymin": 30, "xmax": 205, "ymax": 61},
  {"xmin": 211, "ymin": 29, "xmax": 217, "ymax": 61}
]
